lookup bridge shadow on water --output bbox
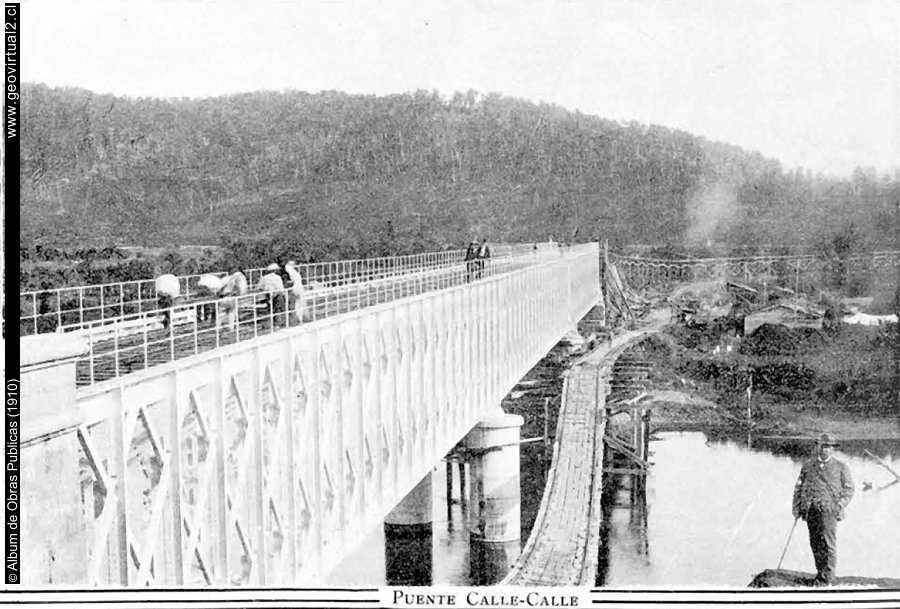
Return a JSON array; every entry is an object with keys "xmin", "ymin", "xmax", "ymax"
[{"xmin": 596, "ymin": 471, "xmax": 649, "ymax": 587}]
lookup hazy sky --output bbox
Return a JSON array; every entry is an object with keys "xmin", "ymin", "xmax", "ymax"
[{"xmin": 21, "ymin": 0, "xmax": 900, "ymax": 177}]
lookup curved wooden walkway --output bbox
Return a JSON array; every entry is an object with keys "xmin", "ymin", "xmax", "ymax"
[{"xmin": 502, "ymin": 309, "xmax": 671, "ymax": 586}]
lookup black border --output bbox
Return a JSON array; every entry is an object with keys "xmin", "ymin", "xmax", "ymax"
[
  {"xmin": 2, "ymin": 1, "xmax": 899, "ymax": 605},
  {"xmin": 4, "ymin": 0, "xmax": 21, "ymax": 589}
]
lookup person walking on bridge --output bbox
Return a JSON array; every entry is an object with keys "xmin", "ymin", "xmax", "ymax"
[{"xmin": 791, "ymin": 433, "xmax": 854, "ymax": 586}]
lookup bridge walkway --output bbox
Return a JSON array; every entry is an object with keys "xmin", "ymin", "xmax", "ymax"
[
  {"xmin": 62, "ymin": 250, "xmax": 553, "ymax": 387},
  {"xmin": 502, "ymin": 309, "xmax": 671, "ymax": 586}
]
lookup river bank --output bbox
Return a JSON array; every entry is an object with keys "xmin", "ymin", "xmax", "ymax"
[
  {"xmin": 634, "ymin": 323, "xmax": 900, "ymax": 442},
  {"xmin": 641, "ymin": 386, "xmax": 900, "ymax": 440}
]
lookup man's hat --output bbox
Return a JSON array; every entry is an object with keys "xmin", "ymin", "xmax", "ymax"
[
  {"xmin": 470, "ymin": 239, "xmax": 479, "ymax": 244},
  {"xmin": 816, "ymin": 432, "xmax": 839, "ymax": 447}
]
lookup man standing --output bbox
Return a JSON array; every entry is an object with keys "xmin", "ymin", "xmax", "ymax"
[
  {"xmin": 475, "ymin": 238, "xmax": 491, "ymax": 279},
  {"xmin": 792, "ymin": 433, "xmax": 854, "ymax": 586},
  {"xmin": 464, "ymin": 239, "xmax": 479, "ymax": 283}
]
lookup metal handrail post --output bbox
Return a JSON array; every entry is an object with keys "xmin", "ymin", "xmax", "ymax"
[
  {"xmin": 114, "ymin": 321, "xmax": 120, "ymax": 378},
  {"xmin": 193, "ymin": 308, "xmax": 199, "ymax": 355},
  {"xmin": 144, "ymin": 313, "xmax": 150, "ymax": 373},
  {"xmin": 169, "ymin": 308, "xmax": 176, "ymax": 363},
  {"xmin": 88, "ymin": 324, "xmax": 95, "ymax": 384}
]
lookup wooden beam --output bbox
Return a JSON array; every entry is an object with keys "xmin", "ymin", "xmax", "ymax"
[
  {"xmin": 604, "ymin": 433, "xmax": 649, "ymax": 469},
  {"xmin": 607, "ymin": 402, "xmax": 659, "ymax": 410}
]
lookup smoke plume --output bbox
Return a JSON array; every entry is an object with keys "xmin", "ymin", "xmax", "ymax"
[{"xmin": 684, "ymin": 181, "xmax": 738, "ymax": 249}]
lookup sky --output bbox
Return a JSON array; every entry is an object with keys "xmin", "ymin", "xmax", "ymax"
[{"xmin": 20, "ymin": 0, "xmax": 900, "ymax": 178}]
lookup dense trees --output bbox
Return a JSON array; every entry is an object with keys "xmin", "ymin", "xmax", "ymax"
[{"xmin": 19, "ymin": 84, "xmax": 899, "ymax": 262}]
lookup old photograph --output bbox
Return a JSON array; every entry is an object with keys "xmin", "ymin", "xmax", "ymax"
[{"xmin": 7, "ymin": 0, "xmax": 900, "ymax": 606}]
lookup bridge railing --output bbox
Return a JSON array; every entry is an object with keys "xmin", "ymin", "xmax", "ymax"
[
  {"xmin": 19, "ymin": 250, "xmax": 467, "ymax": 337},
  {"xmin": 67, "ymin": 244, "xmax": 577, "ymax": 387},
  {"xmin": 21, "ymin": 243, "xmax": 601, "ymax": 587},
  {"xmin": 19, "ymin": 245, "xmax": 551, "ymax": 337}
]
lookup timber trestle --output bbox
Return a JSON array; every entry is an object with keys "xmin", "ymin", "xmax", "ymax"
[{"xmin": 501, "ymin": 309, "xmax": 670, "ymax": 586}]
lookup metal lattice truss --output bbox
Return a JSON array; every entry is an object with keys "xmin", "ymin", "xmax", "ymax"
[
  {"xmin": 41, "ymin": 244, "xmax": 601, "ymax": 586},
  {"xmin": 612, "ymin": 251, "xmax": 900, "ymax": 291}
]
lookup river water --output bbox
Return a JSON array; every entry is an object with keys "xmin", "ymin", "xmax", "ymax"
[
  {"xmin": 326, "ymin": 431, "xmax": 899, "ymax": 586},
  {"xmin": 599, "ymin": 432, "xmax": 900, "ymax": 586}
]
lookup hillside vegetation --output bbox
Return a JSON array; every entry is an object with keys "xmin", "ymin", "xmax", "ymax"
[{"xmin": 20, "ymin": 84, "xmax": 899, "ymax": 266}]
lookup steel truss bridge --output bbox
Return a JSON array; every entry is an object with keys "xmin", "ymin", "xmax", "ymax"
[{"xmin": 18, "ymin": 242, "xmax": 601, "ymax": 586}]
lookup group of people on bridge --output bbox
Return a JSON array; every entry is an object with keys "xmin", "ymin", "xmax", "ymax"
[
  {"xmin": 154, "ymin": 237, "xmax": 497, "ymax": 334},
  {"xmin": 154, "ymin": 255, "xmax": 307, "ymax": 331},
  {"xmin": 464, "ymin": 238, "xmax": 491, "ymax": 282}
]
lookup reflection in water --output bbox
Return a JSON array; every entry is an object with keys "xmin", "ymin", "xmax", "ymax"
[
  {"xmin": 326, "ymin": 443, "xmax": 546, "ymax": 586},
  {"xmin": 597, "ymin": 469, "xmax": 649, "ymax": 586},
  {"xmin": 329, "ymin": 430, "xmax": 899, "ymax": 586},
  {"xmin": 600, "ymin": 432, "xmax": 900, "ymax": 587}
]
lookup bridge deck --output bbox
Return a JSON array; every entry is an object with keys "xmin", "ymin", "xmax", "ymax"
[{"xmin": 503, "ymin": 310, "xmax": 670, "ymax": 586}]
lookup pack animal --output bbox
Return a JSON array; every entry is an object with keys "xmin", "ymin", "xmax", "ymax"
[
  {"xmin": 154, "ymin": 273, "xmax": 181, "ymax": 330},
  {"xmin": 198, "ymin": 271, "xmax": 248, "ymax": 332}
]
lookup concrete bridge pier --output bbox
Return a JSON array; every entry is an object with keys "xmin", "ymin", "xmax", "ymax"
[
  {"xmin": 384, "ymin": 472, "xmax": 434, "ymax": 585},
  {"xmin": 19, "ymin": 335, "xmax": 90, "ymax": 585},
  {"xmin": 464, "ymin": 410, "xmax": 525, "ymax": 585}
]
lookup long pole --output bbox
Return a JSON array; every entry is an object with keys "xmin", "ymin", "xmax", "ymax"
[
  {"xmin": 863, "ymin": 449, "xmax": 900, "ymax": 483},
  {"xmin": 746, "ymin": 375, "xmax": 753, "ymax": 424},
  {"xmin": 776, "ymin": 517, "xmax": 799, "ymax": 571}
]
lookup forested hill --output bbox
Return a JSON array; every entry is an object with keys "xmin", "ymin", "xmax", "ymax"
[{"xmin": 20, "ymin": 83, "xmax": 898, "ymax": 261}]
